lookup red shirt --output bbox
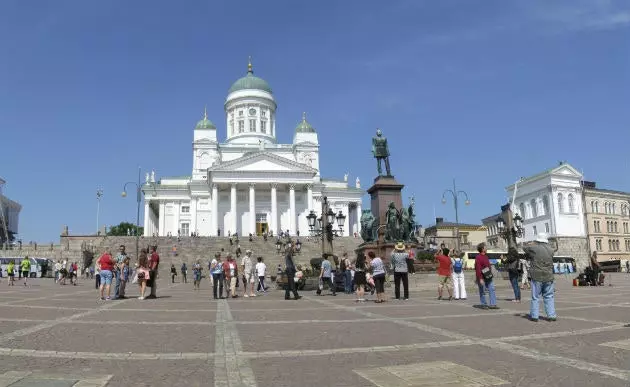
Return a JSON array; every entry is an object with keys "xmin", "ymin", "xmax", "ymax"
[
  {"xmin": 98, "ymin": 253, "xmax": 114, "ymax": 271},
  {"xmin": 436, "ymin": 255, "xmax": 452, "ymax": 276},
  {"xmin": 149, "ymin": 252, "xmax": 160, "ymax": 270},
  {"xmin": 475, "ymin": 253, "xmax": 491, "ymax": 280}
]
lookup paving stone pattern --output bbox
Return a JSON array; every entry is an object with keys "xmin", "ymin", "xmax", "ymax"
[{"xmin": 0, "ymin": 273, "xmax": 629, "ymax": 386}]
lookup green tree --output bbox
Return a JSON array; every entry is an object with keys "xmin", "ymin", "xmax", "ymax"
[{"xmin": 107, "ymin": 222, "xmax": 144, "ymax": 236}]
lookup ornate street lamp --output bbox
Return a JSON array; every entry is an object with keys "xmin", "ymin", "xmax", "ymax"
[
  {"xmin": 306, "ymin": 211, "xmax": 317, "ymax": 230},
  {"xmin": 497, "ymin": 204, "xmax": 524, "ymax": 246},
  {"xmin": 317, "ymin": 217, "xmax": 322, "ymax": 230},
  {"xmin": 441, "ymin": 178, "xmax": 470, "ymax": 251},
  {"xmin": 336, "ymin": 211, "xmax": 346, "ymax": 233},
  {"xmin": 304, "ymin": 196, "xmax": 345, "ymax": 258},
  {"xmin": 121, "ymin": 167, "xmax": 143, "ymax": 262},
  {"xmin": 326, "ymin": 208, "xmax": 335, "ymax": 225}
]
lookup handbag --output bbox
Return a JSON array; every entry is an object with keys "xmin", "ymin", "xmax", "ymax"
[
  {"xmin": 132, "ymin": 273, "xmax": 139, "ymax": 284},
  {"xmin": 481, "ymin": 265, "xmax": 493, "ymax": 282}
]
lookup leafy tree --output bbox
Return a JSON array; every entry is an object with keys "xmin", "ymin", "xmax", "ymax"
[{"xmin": 107, "ymin": 222, "xmax": 143, "ymax": 236}]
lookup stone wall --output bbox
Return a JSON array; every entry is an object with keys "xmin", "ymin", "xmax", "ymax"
[{"xmin": 553, "ymin": 236, "xmax": 589, "ymax": 270}]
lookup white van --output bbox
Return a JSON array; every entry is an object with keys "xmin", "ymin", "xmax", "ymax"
[{"xmin": 0, "ymin": 257, "xmax": 44, "ymax": 278}]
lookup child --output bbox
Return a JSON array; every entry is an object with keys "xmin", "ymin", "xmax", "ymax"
[
  {"xmin": 7, "ymin": 260, "xmax": 15, "ymax": 286},
  {"xmin": 192, "ymin": 260, "xmax": 202, "ymax": 290},
  {"xmin": 119, "ymin": 257, "xmax": 130, "ymax": 299}
]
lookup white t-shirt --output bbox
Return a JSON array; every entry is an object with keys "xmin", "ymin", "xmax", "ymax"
[{"xmin": 256, "ymin": 262, "xmax": 266, "ymax": 277}]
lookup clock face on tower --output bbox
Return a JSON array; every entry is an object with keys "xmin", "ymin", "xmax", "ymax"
[{"xmin": 248, "ymin": 108, "xmax": 256, "ymax": 116}]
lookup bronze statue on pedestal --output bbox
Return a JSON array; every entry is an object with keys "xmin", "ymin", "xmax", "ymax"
[{"xmin": 372, "ymin": 129, "xmax": 391, "ymax": 176}]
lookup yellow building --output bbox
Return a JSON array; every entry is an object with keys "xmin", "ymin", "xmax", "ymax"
[{"xmin": 423, "ymin": 217, "xmax": 487, "ymax": 252}]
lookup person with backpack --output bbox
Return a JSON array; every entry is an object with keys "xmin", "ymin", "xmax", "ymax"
[{"xmin": 451, "ymin": 251, "xmax": 467, "ymax": 300}]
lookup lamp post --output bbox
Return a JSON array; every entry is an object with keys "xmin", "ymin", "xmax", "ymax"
[
  {"xmin": 306, "ymin": 196, "xmax": 345, "ymax": 258},
  {"xmin": 121, "ymin": 167, "xmax": 142, "ymax": 262},
  {"xmin": 96, "ymin": 189, "xmax": 103, "ymax": 235},
  {"xmin": 496, "ymin": 204, "xmax": 524, "ymax": 249},
  {"xmin": 441, "ymin": 179, "xmax": 470, "ymax": 252}
]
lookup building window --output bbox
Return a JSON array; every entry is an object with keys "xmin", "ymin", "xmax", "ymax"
[
  {"xmin": 542, "ymin": 196, "xmax": 549, "ymax": 216},
  {"xmin": 624, "ymin": 222, "xmax": 629, "ymax": 234},
  {"xmin": 568, "ymin": 194, "xmax": 575, "ymax": 213},
  {"xmin": 249, "ymin": 119, "xmax": 256, "ymax": 132},
  {"xmin": 545, "ymin": 223, "xmax": 550, "ymax": 233},
  {"xmin": 626, "ymin": 240, "xmax": 630, "ymax": 251},
  {"xmin": 261, "ymin": 110, "xmax": 266, "ymax": 118},
  {"xmin": 594, "ymin": 201, "xmax": 599, "ymax": 213},
  {"xmin": 594, "ymin": 220, "xmax": 599, "ymax": 233},
  {"xmin": 612, "ymin": 203, "xmax": 616, "ymax": 214},
  {"xmin": 230, "ymin": 120, "xmax": 234, "ymax": 135},
  {"xmin": 260, "ymin": 120, "xmax": 267, "ymax": 133},
  {"xmin": 596, "ymin": 239, "xmax": 602, "ymax": 251},
  {"xmin": 533, "ymin": 225, "xmax": 537, "ymax": 236},
  {"xmin": 615, "ymin": 222, "xmax": 618, "ymax": 233},
  {"xmin": 238, "ymin": 120, "xmax": 244, "ymax": 133},
  {"xmin": 607, "ymin": 221, "xmax": 611, "ymax": 233},
  {"xmin": 180, "ymin": 223, "xmax": 189, "ymax": 236},
  {"xmin": 238, "ymin": 110, "xmax": 243, "ymax": 117},
  {"xmin": 519, "ymin": 203, "xmax": 526, "ymax": 219},
  {"xmin": 557, "ymin": 193, "xmax": 564, "ymax": 213},
  {"xmin": 181, "ymin": 206, "xmax": 190, "ymax": 213},
  {"xmin": 530, "ymin": 199, "xmax": 538, "ymax": 218},
  {"xmin": 591, "ymin": 201, "xmax": 596, "ymax": 213},
  {"xmin": 608, "ymin": 239, "xmax": 612, "ymax": 251}
]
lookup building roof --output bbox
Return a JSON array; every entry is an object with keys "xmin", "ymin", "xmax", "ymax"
[
  {"xmin": 481, "ymin": 213, "xmax": 502, "ymax": 223},
  {"xmin": 582, "ymin": 182, "xmax": 630, "ymax": 198},
  {"xmin": 425, "ymin": 221, "xmax": 485, "ymax": 230},
  {"xmin": 505, "ymin": 162, "xmax": 582, "ymax": 191},
  {"xmin": 295, "ymin": 112, "xmax": 316, "ymax": 133},
  {"xmin": 195, "ymin": 107, "xmax": 216, "ymax": 129},
  {"xmin": 228, "ymin": 59, "xmax": 272, "ymax": 94}
]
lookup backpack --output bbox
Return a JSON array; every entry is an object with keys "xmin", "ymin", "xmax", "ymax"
[{"xmin": 453, "ymin": 259, "xmax": 463, "ymax": 274}]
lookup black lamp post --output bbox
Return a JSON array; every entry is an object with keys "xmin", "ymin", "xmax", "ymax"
[
  {"xmin": 441, "ymin": 179, "xmax": 470, "ymax": 252},
  {"xmin": 496, "ymin": 204, "xmax": 524, "ymax": 248},
  {"xmin": 121, "ymin": 167, "xmax": 142, "ymax": 262},
  {"xmin": 306, "ymin": 196, "xmax": 344, "ymax": 258}
]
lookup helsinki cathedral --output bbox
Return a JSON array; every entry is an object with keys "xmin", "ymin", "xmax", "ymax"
[{"xmin": 142, "ymin": 60, "xmax": 364, "ymax": 237}]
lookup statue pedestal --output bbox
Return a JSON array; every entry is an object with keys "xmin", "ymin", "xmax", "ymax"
[{"xmin": 367, "ymin": 176, "xmax": 404, "ymax": 226}]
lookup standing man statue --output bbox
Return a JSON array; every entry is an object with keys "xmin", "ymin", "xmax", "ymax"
[{"xmin": 372, "ymin": 128, "xmax": 391, "ymax": 176}]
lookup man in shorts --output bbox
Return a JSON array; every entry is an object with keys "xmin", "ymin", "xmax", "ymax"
[
  {"xmin": 435, "ymin": 248, "xmax": 453, "ymax": 301},
  {"xmin": 241, "ymin": 250, "xmax": 256, "ymax": 298},
  {"xmin": 20, "ymin": 257, "xmax": 31, "ymax": 286}
]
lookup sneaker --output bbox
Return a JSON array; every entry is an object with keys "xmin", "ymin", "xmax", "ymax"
[
  {"xmin": 100, "ymin": 297, "xmax": 105, "ymax": 301},
  {"xmin": 528, "ymin": 315, "xmax": 539, "ymax": 322},
  {"xmin": 403, "ymin": 298, "xmax": 409, "ymax": 301},
  {"xmin": 105, "ymin": 296, "xmax": 111, "ymax": 300},
  {"xmin": 138, "ymin": 296, "xmax": 145, "ymax": 300},
  {"xmin": 437, "ymin": 296, "xmax": 442, "ymax": 300},
  {"xmin": 547, "ymin": 317, "xmax": 557, "ymax": 322},
  {"xmin": 294, "ymin": 295, "xmax": 302, "ymax": 300},
  {"xmin": 244, "ymin": 295, "xmax": 249, "ymax": 298},
  {"xmin": 488, "ymin": 305, "xmax": 500, "ymax": 310},
  {"xmin": 250, "ymin": 294, "xmax": 256, "ymax": 297},
  {"xmin": 448, "ymin": 296, "xmax": 453, "ymax": 301}
]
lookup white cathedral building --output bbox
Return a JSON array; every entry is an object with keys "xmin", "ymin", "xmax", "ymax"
[{"xmin": 142, "ymin": 61, "xmax": 364, "ymax": 237}]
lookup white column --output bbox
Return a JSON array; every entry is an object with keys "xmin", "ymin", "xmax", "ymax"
[
  {"xmin": 356, "ymin": 202, "xmax": 362, "ymax": 234},
  {"xmin": 230, "ymin": 183, "xmax": 237, "ymax": 235},
  {"xmin": 158, "ymin": 201, "xmax": 165, "ymax": 236},
  {"xmin": 143, "ymin": 201, "xmax": 150, "ymax": 236},
  {"xmin": 190, "ymin": 198, "xmax": 198, "ymax": 235},
  {"xmin": 249, "ymin": 183, "xmax": 256, "ymax": 235},
  {"xmin": 174, "ymin": 201, "xmax": 180, "ymax": 236},
  {"xmin": 270, "ymin": 183, "xmax": 278, "ymax": 234},
  {"xmin": 289, "ymin": 184, "xmax": 296, "ymax": 235},
  {"xmin": 306, "ymin": 184, "xmax": 313, "ymax": 211},
  {"xmin": 342, "ymin": 202, "xmax": 350, "ymax": 236},
  {"xmin": 212, "ymin": 184, "xmax": 219, "ymax": 236}
]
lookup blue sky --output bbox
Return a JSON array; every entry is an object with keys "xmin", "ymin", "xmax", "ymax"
[{"xmin": 1, "ymin": 0, "xmax": 629, "ymax": 242}]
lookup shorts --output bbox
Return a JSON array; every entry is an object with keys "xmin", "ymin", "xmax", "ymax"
[
  {"xmin": 354, "ymin": 271, "xmax": 367, "ymax": 286},
  {"xmin": 8, "ymin": 273, "xmax": 14, "ymax": 277},
  {"xmin": 22, "ymin": 271, "xmax": 29, "ymax": 278},
  {"xmin": 99, "ymin": 270, "xmax": 113, "ymax": 285},
  {"xmin": 438, "ymin": 275, "xmax": 452, "ymax": 287},
  {"xmin": 373, "ymin": 273, "xmax": 386, "ymax": 293},
  {"xmin": 243, "ymin": 273, "xmax": 254, "ymax": 284}
]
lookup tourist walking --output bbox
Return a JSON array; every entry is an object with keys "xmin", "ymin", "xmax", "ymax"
[
  {"xmin": 284, "ymin": 243, "xmax": 301, "ymax": 300},
  {"xmin": 367, "ymin": 251, "xmax": 386, "ymax": 303},
  {"xmin": 502, "ymin": 250, "xmax": 521, "ymax": 303},
  {"xmin": 136, "ymin": 250, "xmax": 151, "ymax": 300},
  {"xmin": 192, "ymin": 260, "xmax": 202, "ymax": 290},
  {"xmin": 451, "ymin": 251, "xmax": 467, "ymax": 300},
  {"xmin": 170, "ymin": 264, "xmax": 177, "ymax": 283},
  {"xmin": 96, "ymin": 248, "xmax": 114, "ymax": 300},
  {"xmin": 54, "ymin": 260, "xmax": 62, "ymax": 283},
  {"xmin": 20, "ymin": 257, "xmax": 30, "ymax": 286},
  {"xmin": 341, "ymin": 252, "xmax": 352, "ymax": 294},
  {"xmin": 590, "ymin": 252, "xmax": 601, "ymax": 286},
  {"xmin": 6, "ymin": 260, "xmax": 15, "ymax": 286},
  {"xmin": 435, "ymin": 248, "xmax": 453, "ymax": 301},
  {"xmin": 520, "ymin": 256, "xmax": 531, "ymax": 290},
  {"xmin": 256, "ymin": 257, "xmax": 267, "ymax": 293},
  {"xmin": 223, "ymin": 254, "xmax": 238, "ymax": 298},
  {"xmin": 523, "ymin": 233, "xmax": 557, "ymax": 322},
  {"xmin": 113, "ymin": 245, "xmax": 127, "ymax": 299},
  {"xmin": 391, "ymin": 242, "xmax": 410, "ymax": 300},
  {"xmin": 241, "ymin": 250, "xmax": 256, "ymax": 298},
  {"xmin": 211, "ymin": 254, "xmax": 224, "ymax": 299},
  {"xmin": 406, "ymin": 245, "xmax": 416, "ymax": 275},
  {"xmin": 94, "ymin": 266, "xmax": 101, "ymax": 289},
  {"xmin": 119, "ymin": 257, "xmax": 130, "ymax": 298},
  {"xmin": 317, "ymin": 255, "xmax": 336, "ymax": 296},
  {"xmin": 146, "ymin": 246, "xmax": 160, "ymax": 298},
  {"xmin": 181, "ymin": 263, "xmax": 188, "ymax": 283},
  {"xmin": 475, "ymin": 243, "xmax": 498, "ymax": 309},
  {"xmin": 354, "ymin": 253, "xmax": 367, "ymax": 302}
]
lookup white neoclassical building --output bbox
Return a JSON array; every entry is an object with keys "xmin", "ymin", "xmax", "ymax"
[{"xmin": 142, "ymin": 61, "xmax": 363, "ymax": 237}]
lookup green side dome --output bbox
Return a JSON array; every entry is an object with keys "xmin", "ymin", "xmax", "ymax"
[
  {"xmin": 228, "ymin": 60, "xmax": 272, "ymax": 94},
  {"xmin": 195, "ymin": 108, "xmax": 216, "ymax": 129},
  {"xmin": 295, "ymin": 112, "xmax": 316, "ymax": 133}
]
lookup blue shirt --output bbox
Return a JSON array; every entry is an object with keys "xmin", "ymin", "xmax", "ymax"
[{"xmin": 321, "ymin": 260, "xmax": 332, "ymax": 278}]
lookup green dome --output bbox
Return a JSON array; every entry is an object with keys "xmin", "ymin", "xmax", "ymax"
[
  {"xmin": 295, "ymin": 112, "xmax": 316, "ymax": 133},
  {"xmin": 228, "ymin": 60, "xmax": 272, "ymax": 94},
  {"xmin": 195, "ymin": 108, "xmax": 216, "ymax": 129}
]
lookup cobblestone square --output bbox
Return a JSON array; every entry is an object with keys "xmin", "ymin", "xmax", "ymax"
[{"xmin": 0, "ymin": 274, "xmax": 628, "ymax": 386}]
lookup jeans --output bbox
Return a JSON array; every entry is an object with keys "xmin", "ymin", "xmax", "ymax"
[
  {"xmin": 212, "ymin": 272, "xmax": 223, "ymax": 298},
  {"xmin": 119, "ymin": 279, "xmax": 127, "ymax": 297},
  {"xmin": 344, "ymin": 270, "xmax": 352, "ymax": 293},
  {"xmin": 149, "ymin": 270, "xmax": 157, "ymax": 297},
  {"xmin": 530, "ymin": 280, "xmax": 556, "ymax": 319},
  {"xmin": 477, "ymin": 280, "xmax": 497, "ymax": 306},
  {"xmin": 257, "ymin": 276, "xmax": 266, "ymax": 291},
  {"xmin": 509, "ymin": 272, "xmax": 521, "ymax": 300},
  {"xmin": 95, "ymin": 274, "xmax": 101, "ymax": 289},
  {"xmin": 114, "ymin": 269, "xmax": 121, "ymax": 298},
  {"xmin": 394, "ymin": 272, "xmax": 409, "ymax": 299}
]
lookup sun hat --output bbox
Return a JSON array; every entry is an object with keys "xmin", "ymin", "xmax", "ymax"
[{"xmin": 394, "ymin": 242, "xmax": 405, "ymax": 251}]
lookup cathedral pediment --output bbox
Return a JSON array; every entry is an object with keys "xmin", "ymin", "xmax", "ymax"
[{"xmin": 209, "ymin": 151, "xmax": 317, "ymax": 173}]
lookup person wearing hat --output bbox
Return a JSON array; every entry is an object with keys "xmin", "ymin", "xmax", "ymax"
[
  {"xmin": 522, "ymin": 233, "xmax": 557, "ymax": 322},
  {"xmin": 241, "ymin": 249, "xmax": 256, "ymax": 298},
  {"xmin": 391, "ymin": 242, "xmax": 410, "ymax": 300}
]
